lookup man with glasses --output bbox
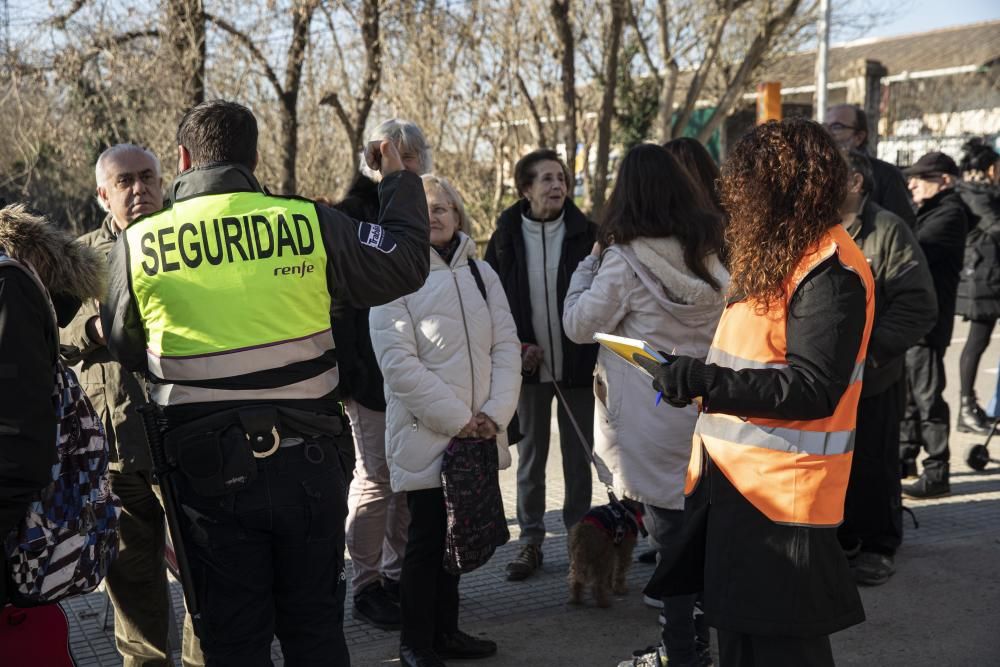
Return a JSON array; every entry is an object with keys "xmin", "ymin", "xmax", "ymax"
[
  {"xmin": 899, "ymin": 152, "xmax": 970, "ymax": 498},
  {"xmin": 61, "ymin": 144, "xmax": 204, "ymax": 666},
  {"xmin": 825, "ymin": 104, "xmax": 916, "ymax": 227}
]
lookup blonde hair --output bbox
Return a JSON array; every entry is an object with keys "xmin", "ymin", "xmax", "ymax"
[{"xmin": 421, "ymin": 174, "xmax": 470, "ymax": 232}]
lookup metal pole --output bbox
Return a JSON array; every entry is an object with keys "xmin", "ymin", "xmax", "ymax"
[{"xmin": 814, "ymin": 0, "xmax": 831, "ymax": 120}]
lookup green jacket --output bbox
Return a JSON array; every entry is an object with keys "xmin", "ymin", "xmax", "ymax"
[
  {"xmin": 61, "ymin": 216, "xmax": 151, "ymax": 472},
  {"xmin": 847, "ymin": 200, "xmax": 937, "ymax": 396}
]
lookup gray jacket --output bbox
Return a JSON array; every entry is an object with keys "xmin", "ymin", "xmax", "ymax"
[
  {"xmin": 563, "ymin": 239, "xmax": 728, "ymax": 509},
  {"xmin": 847, "ymin": 200, "xmax": 937, "ymax": 396}
]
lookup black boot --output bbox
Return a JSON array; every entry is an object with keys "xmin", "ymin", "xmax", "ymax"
[{"xmin": 957, "ymin": 395, "xmax": 991, "ymax": 434}]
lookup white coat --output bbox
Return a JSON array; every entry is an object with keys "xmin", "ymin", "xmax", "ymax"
[
  {"xmin": 370, "ymin": 232, "xmax": 522, "ymax": 493},
  {"xmin": 562, "ymin": 238, "xmax": 728, "ymax": 509}
]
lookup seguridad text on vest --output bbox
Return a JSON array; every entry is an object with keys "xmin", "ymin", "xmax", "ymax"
[{"xmin": 137, "ymin": 212, "xmax": 315, "ymax": 276}]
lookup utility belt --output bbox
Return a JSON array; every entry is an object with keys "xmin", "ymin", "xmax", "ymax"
[{"xmin": 163, "ymin": 405, "xmax": 346, "ymax": 498}]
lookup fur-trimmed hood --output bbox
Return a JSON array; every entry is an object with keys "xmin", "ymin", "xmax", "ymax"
[{"xmin": 0, "ymin": 204, "xmax": 107, "ymax": 301}]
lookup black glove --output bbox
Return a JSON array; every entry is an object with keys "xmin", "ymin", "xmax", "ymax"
[{"xmin": 632, "ymin": 353, "xmax": 716, "ymax": 408}]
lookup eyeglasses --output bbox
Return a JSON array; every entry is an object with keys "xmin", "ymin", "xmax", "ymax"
[
  {"xmin": 429, "ymin": 204, "xmax": 454, "ymax": 217},
  {"xmin": 824, "ymin": 122, "xmax": 857, "ymax": 133}
]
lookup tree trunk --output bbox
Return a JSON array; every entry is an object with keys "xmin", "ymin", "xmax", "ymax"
[
  {"xmin": 167, "ymin": 0, "xmax": 206, "ymax": 109},
  {"xmin": 279, "ymin": 94, "xmax": 298, "ymax": 195},
  {"xmin": 550, "ymin": 0, "xmax": 576, "ymax": 170},
  {"xmin": 589, "ymin": 0, "xmax": 625, "ymax": 218},
  {"xmin": 655, "ymin": 0, "xmax": 678, "ymax": 142},
  {"xmin": 694, "ymin": 0, "xmax": 803, "ymax": 144}
]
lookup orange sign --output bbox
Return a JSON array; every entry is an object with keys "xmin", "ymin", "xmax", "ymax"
[{"xmin": 756, "ymin": 82, "xmax": 782, "ymax": 124}]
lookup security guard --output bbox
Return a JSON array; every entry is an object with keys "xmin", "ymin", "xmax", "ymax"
[{"xmin": 102, "ymin": 100, "xmax": 430, "ymax": 665}]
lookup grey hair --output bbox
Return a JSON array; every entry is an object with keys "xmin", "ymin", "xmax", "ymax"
[
  {"xmin": 421, "ymin": 174, "xmax": 470, "ymax": 233},
  {"xmin": 360, "ymin": 119, "xmax": 433, "ymax": 181},
  {"xmin": 95, "ymin": 144, "xmax": 162, "ymax": 212}
]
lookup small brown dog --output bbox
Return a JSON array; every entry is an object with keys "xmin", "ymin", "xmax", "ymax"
[{"xmin": 567, "ymin": 498, "xmax": 644, "ymax": 607}]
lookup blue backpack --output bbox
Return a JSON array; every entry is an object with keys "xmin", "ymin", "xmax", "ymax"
[{"xmin": 1, "ymin": 253, "xmax": 121, "ymax": 605}]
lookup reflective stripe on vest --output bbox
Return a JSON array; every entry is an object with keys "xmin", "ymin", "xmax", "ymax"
[
  {"xmin": 125, "ymin": 192, "xmax": 334, "ymax": 406},
  {"xmin": 687, "ymin": 224, "xmax": 875, "ymax": 527}
]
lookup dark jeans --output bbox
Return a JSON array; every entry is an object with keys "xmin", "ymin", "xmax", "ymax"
[
  {"xmin": 716, "ymin": 630, "xmax": 833, "ymax": 667},
  {"xmin": 839, "ymin": 380, "xmax": 904, "ymax": 556},
  {"xmin": 901, "ymin": 344, "xmax": 951, "ymax": 480},
  {"xmin": 176, "ymin": 437, "xmax": 349, "ymax": 666},
  {"xmin": 400, "ymin": 488, "xmax": 459, "ymax": 650},
  {"xmin": 644, "ymin": 505, "xmax": 709, "ymax": 667},
  {"xmin": 515, "ymin": 382, "xmax": 594, "ymax": 545},
  {"xmin": 959, "ymin": 318, "xmax": 996, "ymax": 397}
]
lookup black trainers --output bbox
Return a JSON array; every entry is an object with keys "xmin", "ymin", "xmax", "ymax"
[
  {"xmin": 853, "ymin": 552, "xmax": 896, "ymax": 586},
  {"xmin": 903, "ymin": 475, "xmax": 950, "ymax": 499},
  {"xmin": 957, "ymin": 395, "xmax": 992, "ymax": 434},
  {"xmin": 399, "ymin": 644, "xmax": 446, "ymax": 667},
  {"xmin": 505, "ymin": 544, "xmax": 543, "ymax": 581},
  {"xmin": 433, "ymin": 630, "xmax": 497, "ymax": 659},
  {"xmin": 353, "ymin": 581, "xmax": 401, "ymax": 631}
]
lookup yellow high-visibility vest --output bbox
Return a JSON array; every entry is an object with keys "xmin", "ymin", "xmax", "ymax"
[{"xmin": 124, "ymin": 191, "xmax": 335, "ymax": 404}]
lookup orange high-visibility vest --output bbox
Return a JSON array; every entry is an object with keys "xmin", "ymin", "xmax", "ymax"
[{"xmin": 687, "ymin": 224, "xmax": 875, "ymax": 527}]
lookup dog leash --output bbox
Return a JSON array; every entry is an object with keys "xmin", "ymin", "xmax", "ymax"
[{"xmin": 539, "ymin": 355, "xmax": 647, "ymax": 536}]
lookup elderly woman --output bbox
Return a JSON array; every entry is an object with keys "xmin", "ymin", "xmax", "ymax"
[
  {"xmin": 484, "ymin": 149, "xmax": 598, "ymax": 581},
  {"xmin": 334, "ymin": 119, "xmax": 432, "ymax": 630},
  {"xmin": 637, "ymin": 120, "xmax": 874, "ymax": 666},
  {"xmin": 371, "ymin": 175, "xmax": 521, "ymax": 667}
]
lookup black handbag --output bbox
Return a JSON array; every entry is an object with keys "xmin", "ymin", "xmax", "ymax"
[{"xmin": 440, "ymin": 436, "xmax": 510, "ymax": 574}]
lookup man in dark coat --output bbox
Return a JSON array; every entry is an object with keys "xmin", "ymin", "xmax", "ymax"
[
  {"xmin": 61, "ymin": 144, "xmax": 203, "ymax": 665},
  {"xmin": 839, "ymin": 151, "xmax": 937, "ymax": 585},
  {"xmin": 825, "ymin": 104, "xmax": 916, "ymax": 228},
  {"xmin": 900, "ymin": 152, "xmax": 970, "ymax": 498}
]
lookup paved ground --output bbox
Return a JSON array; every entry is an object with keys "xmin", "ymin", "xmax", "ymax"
[{"xmin": 65, "ymin": 317, "xmax": 1000, "ymax": 666}]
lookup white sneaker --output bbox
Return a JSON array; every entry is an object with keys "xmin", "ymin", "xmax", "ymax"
[{"xmin": 643, "ymin": 594, "xmax": 664, "ymax": 609}]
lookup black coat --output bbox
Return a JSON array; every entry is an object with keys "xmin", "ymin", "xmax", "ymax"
[
  {"xmin": 914, "ymin": 189, "xmax": 970, "ymax": 349},
  {"xmin": 870, "ymin": 157, "xmax": 917, "ymax": 228},
  {"xmin": 956, "ymin": 181, "xmax": 1000, "ymax": 322},
  {"xmin": 331, "ymin": 175, "xmax": 387, "ymax": 412},
  {"xmin": 484, "ymin": 199, "xmax": 598, "ymax": 388}
]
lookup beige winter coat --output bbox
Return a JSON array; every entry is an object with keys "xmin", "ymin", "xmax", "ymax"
[
  {"xmin": 371, "ymin": 233, "xmax": 522, "ymax": 492},
  {"xmin": 563, "ymin": 239, "xmax": 728, "ymax": 509}
]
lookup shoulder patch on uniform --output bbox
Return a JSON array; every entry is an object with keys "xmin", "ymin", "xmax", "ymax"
[{"xmin": 358, "ymin": 222, "xmax": 397, "ymax": 254}]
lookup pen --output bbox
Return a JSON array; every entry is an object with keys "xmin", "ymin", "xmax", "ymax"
[{"xmin": 654, "ymin": 347, "xmax": 676, "ymax": 407}]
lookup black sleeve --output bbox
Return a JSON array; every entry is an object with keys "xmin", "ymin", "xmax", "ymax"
[
  {"xmin": 484, "ymin": 231, "xmax": 500, "ymax": 274},
  {"xmin": 321, "ymin": 170, "xmax": 430, "ymax": 309},
  {"xmin": 101, "ymin": 235, "xmax": 148, "ymax": 373},
  {"xmin": 700, "ymin": 257, "xmax": 868, "ymax": 420},
  {"xmin": 0, "ymin": 270, "xmax": 57, "ymax": 538}
]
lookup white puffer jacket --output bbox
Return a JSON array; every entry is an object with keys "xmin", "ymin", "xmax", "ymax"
[
  {"xmin": 370, "ymin": 233, "xmax": 522, "ymax": 492},
  {"xmin": 563, "ymin": 238, "xmax": 728, "ymax": 509}
]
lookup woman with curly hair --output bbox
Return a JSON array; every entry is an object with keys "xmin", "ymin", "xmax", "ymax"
[{"xmin": 630, "ymin": 119, "xmax": 875, "ymax": 667}]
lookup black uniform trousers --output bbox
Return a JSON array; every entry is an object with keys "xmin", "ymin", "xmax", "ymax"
[
  {"xmin": 176, "ymin": 435, "xmax": 350, "ymax": 666},
  {"xmin": 399, "ymin": 487, "xmax": 460, "ymax": 650},
  {"xmin": 839, "ymin": 379, "xmax": 904, "ymax": 556},
  {"xmin": 900, "ymin": 344, "xmax": 951, "ymax": 480}
]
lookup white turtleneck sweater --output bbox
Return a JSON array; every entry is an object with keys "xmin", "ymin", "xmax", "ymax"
[{"xmin": 521, "ymin": 210, "xmax": 565, "ymax": 383}]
